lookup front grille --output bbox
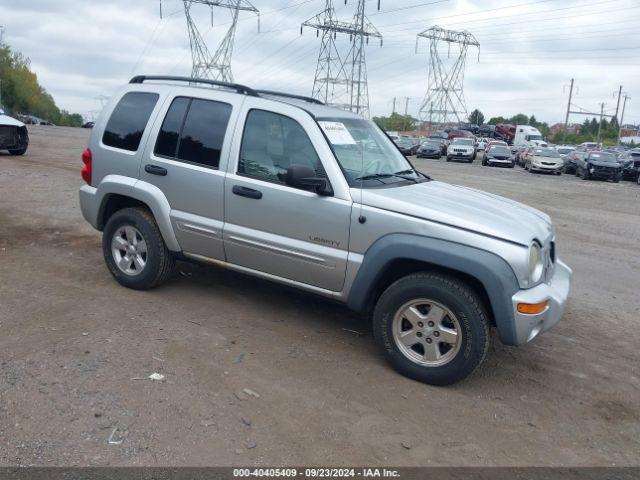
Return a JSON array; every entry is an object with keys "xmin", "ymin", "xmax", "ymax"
[
  {"xmin": 0, "ymin": 126, "xmax": 17, "ymax": 145},
  {"xmin": 541, "ymin": 161, "xmax": 557, "ymax": 166},
  {"xmin": 453, "ymin": 149, "xmax": 469, "ymax": 153}
]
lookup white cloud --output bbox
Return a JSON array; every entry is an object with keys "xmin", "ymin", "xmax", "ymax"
[{"xmin": 0, "ymin": 0, "xmax": 637, "ymax": 124}]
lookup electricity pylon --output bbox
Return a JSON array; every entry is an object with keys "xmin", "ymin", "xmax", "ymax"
[
  {"xmin": 416, "ymin": 26, "xmax": 479, "ymax": 126},
  {"xmin": 302, "ymin": 0, "xmax": 382, "ymax": 117},
  {"xmin": 176, "ymin": 0, "xmax": 259, "ymax": 82}
]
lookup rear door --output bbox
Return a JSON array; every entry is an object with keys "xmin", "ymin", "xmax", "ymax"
[{"xmin": 140, "ymin": 87, "xmax": 244, "ymax": 260}]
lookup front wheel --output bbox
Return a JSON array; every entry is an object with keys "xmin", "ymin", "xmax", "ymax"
[
  {"xmin": 581, "ymin": 167, "xmax": 590, "ymax": 180},
  {"xmin": 446, "ymin": 156, "xmax": 451, "ymax": 162},
  {"xmin": 373, "ymin": 273, "xmax": 490, "ymax": 386},
  {"xmin": 102, "ymin": 207, "xmax": 175, "ymax": 290}
]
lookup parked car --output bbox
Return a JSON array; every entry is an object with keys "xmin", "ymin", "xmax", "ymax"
[
  {"xmin": 475, "ymin": 137, "xmax": 488, "ymax": 151},
  {"xmin": 394, "ymin": 137, "xmax": 419, "ymax": 156},
  {"xmin": 555, "ymin": 146, "xmax": 575, "ymax": 160},
  {"xmin": 78, "ymin": 75, "xmax": 572, "ymax": 386},
  {"xmin": 574, "ymin": 151, "xmax": 622, "ymax": 182},
  {"xmin": 446, "ymin": 137, "xmax": 475, "ymax": 162},
  {"xmin": 487, "ymin": 139, "xmax": 508, "ymax": 149},
  {"xmin": 563, "ymin": 150, "xmax": 586, "ymax": 174},
  {"xmin": 514, "ymin": 146, "xmax": 528, "ymax": 166},
  {"xmin": 482, "ymin": 145, "xmax": 515, "ymax": 168},
  {"xmin": 577, "ymin": 142, "xmax": 600, "ymax": 152},
  {"xmin": 82, "ymin": 121, "xmax": 95, "ymax": 129},
  {"xmin": 618, "ymin": 149, "xmax": 640, "ymax": 181},
  {"xmin": 477, "ymin": 124, "xmax": 496, "ymax": 137},
  {"xmin": 428, "ymin": 135, "xmax": 449, "ymax": 156},
  {"xmin": 0, "ymin": 108, "xmax": 29, "ymax": 155},
  {"xmin": 524, "ymin": 147, "xmax": 563, "ymax": 175},
  {"xmin": 416, "ymin": 139, "xmax": 442, "ymax": 159}
]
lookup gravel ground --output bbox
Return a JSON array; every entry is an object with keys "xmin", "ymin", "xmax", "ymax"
[{"xmin": 0, "ymin": 126, "xmax": 639, "ymax": 467}]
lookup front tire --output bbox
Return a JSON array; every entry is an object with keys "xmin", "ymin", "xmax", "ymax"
[
  {"xmin": 373, "ymin": 273, "xmax": 490, "ymax": 386},
  {"xmin": 102, "ymin": 207, "xmax": 175, "ymax": 290}
]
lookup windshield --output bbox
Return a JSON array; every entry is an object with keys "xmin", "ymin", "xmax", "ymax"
[
  {"xmin": 535, "ymin": 149, "xmax": 560, "ymax": 158},
  {"xmin": 557, "ymin": 148, "xmax": 573, "ymax": 154},
  {"xmin": 395, "ymin": 138, "xmax": 413, "ymax": 146},
  {"xmin": 490, "ymin": 147, "xmax": 511, "ymax": 155},
  {"xmin": 589, "ymin": 153, "xmax": 617, "ymax": 162},
  {"xmin": 453, "ymin": 138, "xmax": 474, "ymax": 146},
  {"xmin": 318, "ymin": 117, "xmax": 422, "ymax": 186},
  {"xmin": 526, "ymin": 134, "xmax": 543, "ymax": 141},
  {"xmin": 422, "ymin": 140, "xmax": 440, "ymax": 147}
]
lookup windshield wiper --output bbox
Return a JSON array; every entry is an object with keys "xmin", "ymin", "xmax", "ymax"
[
  {"xmin": 354, "ymin": 172, "xmax": 419, "ymax": 183},
  {"xmin": 394, "ymin": 168, "xmax": 431, "ymax": 181}
]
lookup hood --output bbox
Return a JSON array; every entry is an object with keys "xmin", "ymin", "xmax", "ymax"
[
  {"xmin": 361, "ymin": 181, "xmax": 552, "ymax": 246},
  {"xmin": 0, "ymin": 114, "xmax": 25, "ymax": 128},
  {"xmin": 589, "ymin": 160, "xmax": 620, "ymax": 168}
]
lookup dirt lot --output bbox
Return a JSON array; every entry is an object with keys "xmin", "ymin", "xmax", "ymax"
[{"xmin": 0, "ymin": 126, "xmax": 639, "ymax": 467}]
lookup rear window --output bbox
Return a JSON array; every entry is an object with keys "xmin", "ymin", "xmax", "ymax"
[
  {"xmin": 154, "ymin": 97, "xmax": 232, "ymax": 169},
  {"xmin": 102, "ymin": 92, "xmax": 159, "ymax": 152}
]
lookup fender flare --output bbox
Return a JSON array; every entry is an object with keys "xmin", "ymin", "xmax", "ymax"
[
  {"xmin": 95, "ymin": 175, "xmax": 181, "ymax": 252},
  {"xmin": 346, "ymin": 234, "xmax": 521, "ymax": 346}
]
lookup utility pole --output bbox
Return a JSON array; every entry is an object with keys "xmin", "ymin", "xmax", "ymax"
[
  {"xmin": 416, "ymin": 26, "xmax": 479, "ymax": 126},
  {"xmin": 392, "ymin": 97, "xmax": 396, "ymax": 114},
  {"xmin": 403, "ymin": 97, "xmax": 410, "ymax": 131},
  {"xmin": 617, "ymin": 94, "xmax": 630, "ymax": 146},
  {"xmin": 596, "ymin": 102, "xmax": 605, "ymax": 144},
  {"xmin": 614, "ymin": 85, "xmax": 623, "ymax": 120},
  {"xmin": 563, "ymin": 78, "xmax": 574, "ymax": 143},
  {"xmin": 302, "ymin": 0, "xmax": 382, "ymax": 116},
  {"xmin": 173, "ymin": 0, "xmax": 259, "ymax": 82}
]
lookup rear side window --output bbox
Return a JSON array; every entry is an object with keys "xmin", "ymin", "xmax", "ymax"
[
  {"xmin": 154, "ymin": 97, "xmax": 231, "ymax": 169},
  {"xmin": 102, "ymin": 92, "xmax": 159, "ymax": 151}
]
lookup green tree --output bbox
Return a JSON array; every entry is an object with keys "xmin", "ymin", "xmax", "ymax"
[
  {"xmin": 468, "ymin": 109, "xmax": 484, "ymax": 125},
  {"xmin": 488, "ymin": 116, "xmax": 507, "ymax": 125},
  {"xmin": 0, "ymin": 39, "xmax": 83, "ymax": 126},
  {"xmin": 373, "ymin": 112, "xmax": 417, "ymax": 132}
]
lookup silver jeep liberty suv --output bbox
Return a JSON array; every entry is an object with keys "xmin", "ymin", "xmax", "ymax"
[{"xmin": 79, "ymin": 76, "xmax": 572, "ymax": 385}]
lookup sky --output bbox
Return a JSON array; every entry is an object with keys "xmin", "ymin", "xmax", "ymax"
[{"xmin": 0, "ymin": 0, "xmax": 638, "ymax": 125}]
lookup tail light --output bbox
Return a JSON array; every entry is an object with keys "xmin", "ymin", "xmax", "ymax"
[{"xmin": 81, "ymin": 148, "xmax": 92, "ymax": 185}]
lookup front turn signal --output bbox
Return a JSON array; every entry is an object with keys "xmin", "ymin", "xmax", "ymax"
[{"xmin": 517, "ymin": 301, "xmax": 548, "ymax": 315}]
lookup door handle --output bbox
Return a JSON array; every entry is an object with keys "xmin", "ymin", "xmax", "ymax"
[
  {"xmin": 145, "ymin": 164, "xmax": 168, "ymax": 176},
  {"xmin": 232, "ymin": 185, "xmax": 262, "ymax": 200}
]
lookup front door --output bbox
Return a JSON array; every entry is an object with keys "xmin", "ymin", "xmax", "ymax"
[{"xmin": 223, "ymin": 105, "xmax": 352, "ymax": 292}]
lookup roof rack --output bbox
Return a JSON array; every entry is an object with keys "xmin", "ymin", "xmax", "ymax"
[
  {"xmin": 129, "ymin": 75, "xmax": 259, "ymax": 97},
  {"xmin": 255, "ymin": 90, "xmax": 325, "ymax": 105}
]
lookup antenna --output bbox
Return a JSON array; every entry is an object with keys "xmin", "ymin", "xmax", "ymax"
[
  {"xmin": 416, "ymin": 26, "xmax": 479, "ymax": 128},
  {"xmin": 174, "ymin": 0, "xmax": 259, "ymax": 82}
]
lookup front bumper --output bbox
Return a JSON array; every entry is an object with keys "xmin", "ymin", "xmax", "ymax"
[
  {"xmin": 531, "ymin": 163, "xmax": 562, "ymax": 172},
  {"xmin": 418, "ymin": 150, "xmax": 440, "ymax": 158},
  {"xmin": 510, "ymin": 259, "xmax": 572, "ymax": 345},
  {"xmin": 487, "ymin": 158, "xmax": 513, "ymax": 166}
]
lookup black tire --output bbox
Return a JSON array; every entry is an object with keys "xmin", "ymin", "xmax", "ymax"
[
  {"xmin": 102, "ymin": 207, "xmax": 175, "ymax": 290},
  {"xmin": 9, "ymin": 147, "xmax": 27, "ymax": 155},
  {"xmin": 446, "ymin": 156, "xmax": 451, "ymax": 162},
  {"xmin": 581, "ymin": 167, "xmax": 590, "ymax": 180},
  {"xmin": 481, "ymin": 159, "xmax": 487, "ymax": 166},
  {"xmin": 373, "ymin": 272, "xmax": 490, "ymax": 386},
  {"xmin": 613, "ymin": 174, "xmax": 620, "ymax": 183}
]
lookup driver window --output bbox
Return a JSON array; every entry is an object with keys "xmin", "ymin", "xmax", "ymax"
[{"xmin": 238, "ymin": 109, "xmax": 323, "ymax": 185}]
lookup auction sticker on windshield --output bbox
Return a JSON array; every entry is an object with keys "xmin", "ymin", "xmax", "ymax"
[{"xmin": 318, "ymin": 121, "xmax": 356, "ymax": 145}]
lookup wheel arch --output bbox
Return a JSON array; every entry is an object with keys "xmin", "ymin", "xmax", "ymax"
[
  {"xmin": 346, "ymin": 234, "xmax": 521, "ymax": 345},
  {"xmin": 95, "ymin": 176, "xmax": 181, "ymax": 252}
]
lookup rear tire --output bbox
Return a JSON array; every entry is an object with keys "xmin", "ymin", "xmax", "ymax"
[
  {"xmin": 102, "ymin": 207, "xmax": 175, "ymax": 290},
  {"xmin": 581, "ymin": 167, "xmax": 590, "ymax": 180},
  {"xmin": 373, "ymin": 273, "xmax": 490, "ymax": 386}
]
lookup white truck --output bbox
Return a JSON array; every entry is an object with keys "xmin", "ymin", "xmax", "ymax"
[{"xmin": 514, "ymin": 125, "xmax": 547, "ymax": 148}]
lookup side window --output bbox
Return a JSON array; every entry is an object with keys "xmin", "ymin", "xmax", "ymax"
[
  {"xmin": 153, "ymin": 97, "xmax": 232, "ymax": 169},
  {"xmin": 238, "ymin": 109, "xmax": 322, "ymax": 184},
  {"xmin": 103, "ymin": 92, "xmax": 159, "ymax": 151}
]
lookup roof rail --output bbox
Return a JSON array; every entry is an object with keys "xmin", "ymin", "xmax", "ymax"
[
  {"xmin": 255, "ymin": 90, "xmax": 325, "ymax": 105},
  {"xmin": 129, "ymin": 75, "xmax": 259, "ymax": 97}
]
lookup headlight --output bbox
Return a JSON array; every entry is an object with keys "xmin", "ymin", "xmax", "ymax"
[{"xmin": 528, "ymin": 242, "xmax": 544, "ymax": 284}]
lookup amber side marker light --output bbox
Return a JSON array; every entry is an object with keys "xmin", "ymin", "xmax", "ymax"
[{"xmin": 517, "ymin": 301, "xmax": 549, "ymax": 315}]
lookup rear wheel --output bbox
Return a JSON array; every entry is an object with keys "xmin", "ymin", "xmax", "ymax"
[
  {"xmin": 581, "ymin": 167, "xmax": 590, "ymax": 180},
  {"xmin": 373, "ymin": 273, "xmax": 490, "ymax": 386},
  {"xmin": 102, "ymin": 207, "xmax": 175, "ymax": 290}
]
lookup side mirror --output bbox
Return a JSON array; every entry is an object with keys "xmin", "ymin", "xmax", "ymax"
[{"xmin": 285, "ymin": 164, "xmax": 329, "ymax": 194}]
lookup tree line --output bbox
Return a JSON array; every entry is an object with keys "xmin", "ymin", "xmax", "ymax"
[{"xmin": 0, "ymin": 40, "xmax": 83, "ymax": 127}]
